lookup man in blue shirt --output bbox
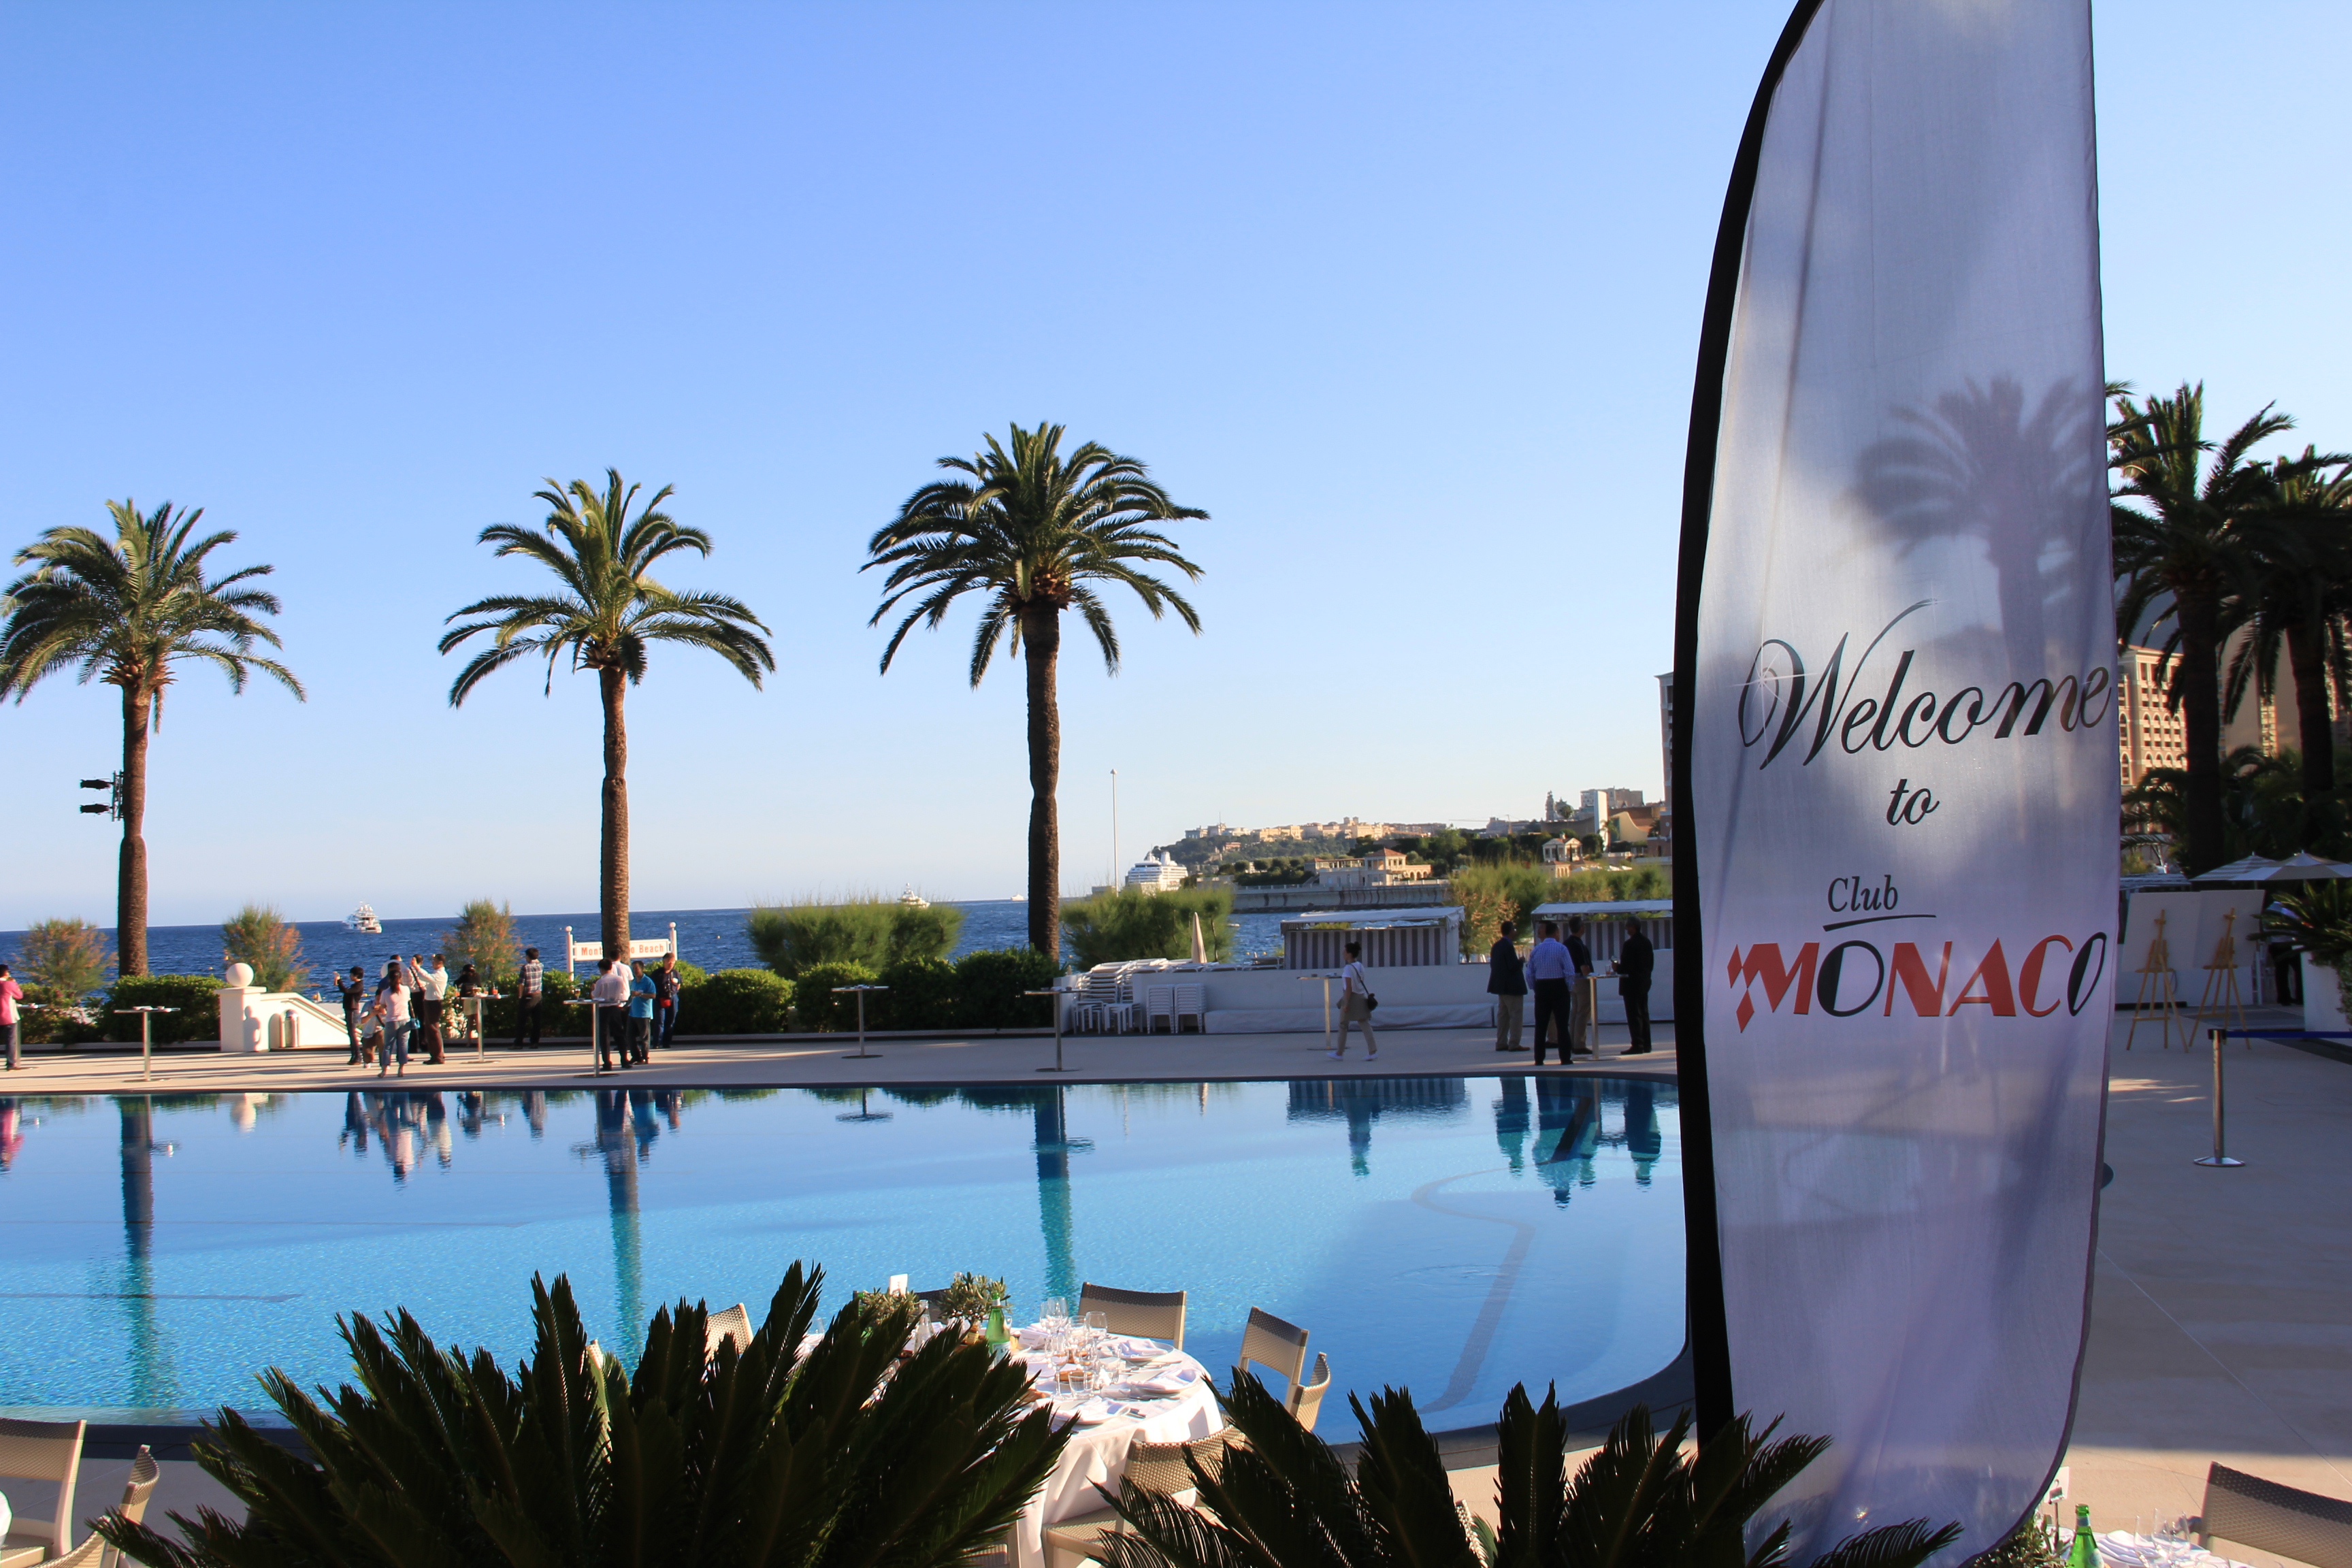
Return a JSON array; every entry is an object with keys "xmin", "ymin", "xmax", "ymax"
[{"xmin": 1526, "ymin": 921, "xmax": 1575, "ymax": 1066}]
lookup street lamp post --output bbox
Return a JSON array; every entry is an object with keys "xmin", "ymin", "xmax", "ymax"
[{"xmin": 1026, "ymin": 985, "xmax": 1071, "ymax": 1072}]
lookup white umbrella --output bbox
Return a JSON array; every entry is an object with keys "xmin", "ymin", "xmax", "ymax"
[
  {"xmin": 2193, "ymin": 851, "xmax": 2352, "ymax": 884},
  {"xmin": 1190, "ymin": 911, "xmax": 1207, "ymax": 963}
]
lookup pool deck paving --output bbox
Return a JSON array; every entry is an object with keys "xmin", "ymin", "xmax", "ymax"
[
  {"xmin": 10, "ymin": 1007, "xmax": 2349, "ymax": 1554},
  {"xmin": 0, "ymin": 1019, "xmax": 1680, "ymax": 1093}
]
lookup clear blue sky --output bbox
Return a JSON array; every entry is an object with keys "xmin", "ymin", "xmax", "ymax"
[{"xmin": 3, "ymin": 2, "xmax": 2344, "ymax": 926}]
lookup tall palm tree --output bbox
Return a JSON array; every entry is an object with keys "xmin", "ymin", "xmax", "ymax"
[
  {"xmin": 2221, "ymin": 448, "xmax": 2352, "ymax": 851},
  {"xmin": 0, "ymin": 500, "xmax": 301, "ymax": 974},
  {"xmin": 442, "ymin": 471, "xmax": 772, "ymax": 957},
  {"xmin": 2112, "ymin": 385, "xmax": 2299, "ymax": 875},
  {"xmin": 865, "ymin": 423, "xmax": 1206, "ymax": 954}
]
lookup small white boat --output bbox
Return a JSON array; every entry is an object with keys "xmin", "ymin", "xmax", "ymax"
[
  {"xmin": 898, "ymin": 885, "xmax": 930, "ymax": 909},
  {"xmin": 346, "ymin": 903, "xmax": 383, "ymax": 934}
]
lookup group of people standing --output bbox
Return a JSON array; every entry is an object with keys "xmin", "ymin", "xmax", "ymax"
[
  {"xmin": 586, "ymin": 954, "xmax": 680, "ymax": 1071},
  {"xmin": 340, "ymin": 947, "xmax": 685, "ymax": 1073},
  {"xmin": 1485, "ymin": 915, "xmax": 1655, "ymax": 1064}
]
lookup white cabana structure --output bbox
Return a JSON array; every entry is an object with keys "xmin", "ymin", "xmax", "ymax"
[
  {"xmin": 1526, "ymin": 898, "xmax": 1675, "ymax": 1024},
  {"xmin": 1279, "ymin": 906, "xmax": 1465, "ymax": 969},
  {"xmin": 2192, "ymin": 851, "xmax": 2352, "ymax": 885}
]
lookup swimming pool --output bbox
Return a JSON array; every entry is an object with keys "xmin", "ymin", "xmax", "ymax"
[{"xmin": 0, "ymin": 1077, "xmax": 1682, "ymax": 1426}]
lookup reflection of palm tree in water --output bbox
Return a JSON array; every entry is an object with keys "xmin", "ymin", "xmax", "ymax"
[
  {"xmin": 117, "ymin": 1096, "xmax": 172, "ymax": 1409},
  {"xmin": 1031, "ymin": 1089, "xmax": 1083, "ymax": 1306},
  {"xmin": 589, "ymin": 1090, "xmax": 649, "ymax": 1348},
  {"xmin": 1852, "ymin": 376, "xmax": 2103, "ymax": 659}
]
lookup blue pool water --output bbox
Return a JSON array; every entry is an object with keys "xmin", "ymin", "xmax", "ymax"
[{"xmin": 0, "ymin": 1077, "xmax": 1682, "ymax": 1428}]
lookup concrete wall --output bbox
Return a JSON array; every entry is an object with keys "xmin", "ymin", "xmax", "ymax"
[
  {"xmin": 218, "ymin": 986, "xmax": 350, "ymax": 1053},
  {"xmin": 1073, "ymin": 953, "xmax": 1674, "ymax": 1034}
]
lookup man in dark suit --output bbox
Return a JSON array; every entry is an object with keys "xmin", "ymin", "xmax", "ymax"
[
  {"xmin": 1488, "ymin": 920, "xmax": 1529, "ymax": 1051},
  {"xmin": 1614, "ymin": 924, "xmax": 1656, "ymax": 1054}
]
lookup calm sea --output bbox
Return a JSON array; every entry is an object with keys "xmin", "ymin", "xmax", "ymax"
[{"xmin": 1, "ymin": 900, "xmax": 1290, "ymax": 987}]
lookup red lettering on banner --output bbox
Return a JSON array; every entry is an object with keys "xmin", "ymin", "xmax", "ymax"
[
  {"xmin": 1726, "ymin": 943, "xmax": 1819, "ymax": 1030},
  {"xmin": 1948, "ymin": 939, "xmax": 2017, "ymax": 1015},
  {"xmin": 1883, "ymin": 942, "xmax": 1953, "ymax": 1017},
  {"xmin": 2017, "ymin": 935, "xmax": 2072, "ymax": 1017}
]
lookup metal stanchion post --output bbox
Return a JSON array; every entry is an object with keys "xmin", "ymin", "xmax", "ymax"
[
  {"xmin": 1299, "ymin": 973, "xmax": 1333, "ymax": 1052},
  {"xmin": 114, "ymin": 1006, "xmax": 177, "ymax": 1082},
  {"xmin": 836, "ymin": 984, "xmax": 889, "ymax": 1060},
  {"xmin": 2194, "ymin": 1027, "xmax": 2245, "ymax": 1167},
  {"xmin": 1027, "ymin": 987, "xmax": 1070, "ymax": 1072}
]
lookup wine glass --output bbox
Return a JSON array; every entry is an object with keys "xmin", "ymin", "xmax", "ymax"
[
  {"xmin": 1083, "ymin": 1310, "xmax": 1109, "ymax": 1348},
  {"xmin": 1041, "ymin": 1297, "xmax": 1068, "ymax": 1333}
]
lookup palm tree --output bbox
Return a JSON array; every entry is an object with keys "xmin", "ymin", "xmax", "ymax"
[
  {"xmin": 2112, "ymin": 385, "xmax": 2300, "ymax": 875},
  {"xmin": 865, "ymin": 423, "xmax": 1206, "ymax": 954},
  {"xmin": 442, "ymin": 471, "xmax": 772, "ymax": 957},
  {"xmin": 0, "ymin": 501, "xmax": 301, "ymax": 974},
  {"xmin": 2221, "ymin": 448, "xmax": 2352, "ymax": 852}
]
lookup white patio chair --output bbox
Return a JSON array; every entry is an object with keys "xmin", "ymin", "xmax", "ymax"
[
  {"xmin": 1171, "ymin": 983, "xmax": 1207, "ymax": 1033},
  {"xmin": 46, "ymin": 1445, "xmax": 157, "ymax": 1568},
  {"xmin": 1043, "ymin": 1430, "xmax": 1231, "ymax": 1568},
  {"xmin": 1143, "ymin": 986, "xmax": 1176, "ymax": 1033},
  {"xmin": 0, "ymin": 1416, "xmax": 86, "ymax": 1567},
  {"xmin": 1288, "ymin": 1353, "xmax": 1333, "ymax": 1432},
  {"xmin": 1105, "ymin": 980, "xmax": 1138, "ymax": 1034},
  {"xmin": 1077, "ymin": 1282, "xmax": 1186, "ymax": 1348},
  {"xmin": 1238, "ymin": 1307, "xmax": 1309, "ymax": 1392},
  {"xmin": 705, "ymin": 1303, "xmax": 753, "ymax": 1360}
]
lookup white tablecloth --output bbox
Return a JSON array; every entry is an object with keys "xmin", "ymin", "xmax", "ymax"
[
  {"xmin": 2096, "ymin": 1533, "xmax": 2252, "ymax": 1568},
  {"xmin": 1011, "ymin": 1335, "xmax": 1222, "ymax": 1568}
]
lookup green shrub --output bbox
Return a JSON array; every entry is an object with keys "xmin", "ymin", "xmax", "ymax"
[
  {"xmin": 878, "ymin": 956, "xmax": 958, "ymax": 1030},
  {"xmin": 953, "ymin": 948, "xmax": 1059, "ymax": 1028},
  {"xmin": 222, "ymin": 904, "xmax": 309, "ymax": 993},
  {"xmin": 12, "ymin": 917, "xmax": 114, "ymax": 996},
  {"xmin": 747, "ymin": 898, "xmax": 964, "ymax": 979},
  {"xmin": 1452, "ymin": 864, "xmax": 1556, "ymax": 957},
  {"xmin": 679, "ymin": 968, "xmax": 793, "ymax": 1035},
  {"xmin": 1060, "ymin": 887, "xmax": 1234, "ymax": 968},
  {"xmin": 791, "ymin": 961, "xmax": 879, "ymax": 1031},
  {"xmin": 16, "ymin": 982, "xmax": 99, "ymax": 1045},
  {"xmin": 483, "ymin": 968, "xmax": 583, "ymax": 1038},
  {"xmin": 104, "ymin": 974, "xmax": 224, "ymax": 1043},
  {"xmin": 440, "ymin": 899, "xmax": 520, "ymax": 987}
]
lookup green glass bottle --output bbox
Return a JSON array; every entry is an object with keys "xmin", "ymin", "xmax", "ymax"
[
  {"xmin": 2065, "ymin": 1504, "xmax": 2100, "ymax": 1568},
  {"xmin": 984, "ymin": 1305, "xmax": 1011, "ymax": 1356}
]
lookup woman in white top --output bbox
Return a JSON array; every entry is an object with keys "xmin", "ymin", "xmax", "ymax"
[
  {"xmin": 1330, "ymin": 941, "xmax": 1377, "ymax": 1060},
  {"xmin": 373, "ymin": 962, "xmax": 412, "ymax": 1078}
]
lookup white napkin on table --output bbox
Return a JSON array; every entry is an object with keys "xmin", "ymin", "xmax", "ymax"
[
  {"xmin": 1124, "ymin": 1367, "xmax": 1198, "ymax": 1396},
  {"xmin": 1112, "ymin": 1335, "xmax": 1163, "ymax": 1359}
]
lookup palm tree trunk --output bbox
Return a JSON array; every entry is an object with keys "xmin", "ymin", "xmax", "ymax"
[
  {"xmin": 2176, "ymin": 588, "xmax": 2227, "ymax": 874},
  {"xmin": 1024, "ymin": 608, "xmax": 1061, "ymax": 957},
  {"xmin": 599, "ymin": 668, "xmax": 631, "ymax": 960},
  {"xmin": 118, "ymin": 685, "xmax": 150, "ymax": 977},
  {"xmin": 2287, "ymin": 615, "xmax": 2336, "ymax": 849}
]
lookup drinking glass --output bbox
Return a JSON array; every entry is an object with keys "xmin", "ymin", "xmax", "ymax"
[
  {"xmin": 1041, "ymin": 1297, "xmax": 1068, "ymax": 1331},
  {"xmin": 1084, "ymin": 1311, "xmax": 1109, "ymax": 1346}
]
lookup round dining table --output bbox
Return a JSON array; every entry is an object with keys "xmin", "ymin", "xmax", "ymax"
[{"xmin": 1006, "ymin": 1329, "xmax": 1223, "ymax": 1568}]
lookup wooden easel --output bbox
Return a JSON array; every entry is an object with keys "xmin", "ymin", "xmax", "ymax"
[
  {"xmin": 2125, "ymin": 907, "xmax": 2188, "ymax": 1051},
  {"xmin": 2192, "ymin": 906, "xmax": 2251, "ymax": 1043}
]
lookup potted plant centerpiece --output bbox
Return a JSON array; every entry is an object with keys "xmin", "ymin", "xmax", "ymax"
[
  {"xmin": 2265, "ymin": 882, "xmax": 2352, "ymax": 1031},
  {"xmin": 941, "ymin": 1272, "xmax": 1013, "ymax": 1351}
]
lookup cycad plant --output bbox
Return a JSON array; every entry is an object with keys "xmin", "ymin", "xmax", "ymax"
[
  {"xmin": 0, "ymin": 502, "xmax": 301, "ymax": 974},
  {"xmin": 865, "ymin": 424, "xmax": 1206, "ymax": 955},
  {"xmin": 98, "ymin": 1264, "xmax": 1063, "ymax": 1568},
  {"xmin": 2111, "ymin": 386, "xmax": 2314, "ymax": 875},
  {"xmin": 442, "ymin": 472, "xmax": 773, "ymax": 959},
  {"xmin": 1102, "ymin": 1375, "xmax": 1959, "ymax": 1568}
]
